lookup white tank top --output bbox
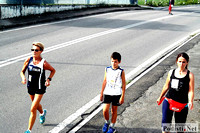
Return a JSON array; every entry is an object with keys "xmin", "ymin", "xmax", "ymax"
[{"xmin": 103, "ymin": 66, "xmax": 123, "ymax": 95}]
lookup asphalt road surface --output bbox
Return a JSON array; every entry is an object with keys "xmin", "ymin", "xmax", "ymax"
[{"xmin": 0, "ymin": 5, "xmax": 200, "ymax": 133}]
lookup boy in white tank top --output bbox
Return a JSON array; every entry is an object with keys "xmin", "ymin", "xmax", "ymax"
[{"xmin": 100, "ymin": 52, "xmax": 126, "ymax": 133}]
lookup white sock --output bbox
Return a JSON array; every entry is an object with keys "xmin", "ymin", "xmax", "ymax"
[
  {"xmin": 27, "ymin": 129, "xmax": 31, "ymax": 132},
  {"xmin": 40, "ymin": 109, "xmax": 46, "ymax": 116},
  {"xmin": 105, "ymin": 120, "xmax": 110, "ymax": 124},
  {"xmin": 110, "ymin": 123, "xmax": 115, "ymax": 128}
]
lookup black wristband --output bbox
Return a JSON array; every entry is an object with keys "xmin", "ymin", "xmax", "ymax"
[{"xmin": 48, "ymin": 77, "xmax": 52, "ymax": 81}]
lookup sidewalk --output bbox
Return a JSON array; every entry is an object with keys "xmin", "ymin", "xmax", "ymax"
[
  {"xmin": 76, "ymin": 34, "xmax": 200, "ymax": 132},
  {"xmin": 0, "ymin": 6, "xmax": 151, "ymax": 30}
]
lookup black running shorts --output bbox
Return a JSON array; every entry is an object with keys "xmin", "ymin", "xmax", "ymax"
[
  {"xmin": 103, "ymin": 95, "xmax": 121, "ymax": 106},
  {"xmin": 27, "ymin": 87, "xmax": 46, "ymax": 95}
]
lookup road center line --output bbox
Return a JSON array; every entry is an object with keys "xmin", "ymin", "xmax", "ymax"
[{"xmin": 0, "ymin": 13, "xmax": 186, "ymax": 68}]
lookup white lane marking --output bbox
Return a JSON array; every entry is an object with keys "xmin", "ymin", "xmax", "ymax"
[
  {"xmin": 0, "ymin": 13, "xmax": 187, "ymax": 68},
  {"xmin": 48, "ymin": 95, "xmax": 100, "ymax": 133},
  {"xmin": 0, "ymin": 53, "xmax": 32, "ymax": 66},
  {"xmin": 68, "ymin": 30, "xmax": 200, "ymax": 133},
  {"xmin": 69, "ymin": 104, "xmax": 103, "ymax": 133}
]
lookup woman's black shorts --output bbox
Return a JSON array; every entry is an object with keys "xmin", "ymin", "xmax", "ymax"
[{"xmin": 27, "ymin": 87, "xmax": 46, "ymax": 95}]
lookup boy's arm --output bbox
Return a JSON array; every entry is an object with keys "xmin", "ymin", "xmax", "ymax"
[
  {"xmin": 100, "ymin": 69, "xmax": 107, "ymax": 101},
  {"xmin": 119, "ymin": 70, "xmax": 126, "ymax": 105}
]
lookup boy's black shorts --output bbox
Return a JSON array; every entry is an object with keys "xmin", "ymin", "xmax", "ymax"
[{"xmin": 103, "ymin": 95, "xmax": 121, "ymax": 106}]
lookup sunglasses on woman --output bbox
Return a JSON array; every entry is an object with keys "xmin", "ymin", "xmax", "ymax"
[{"xmin": 31, "ymin": 49, "xmax": 40, "ymax": 52}]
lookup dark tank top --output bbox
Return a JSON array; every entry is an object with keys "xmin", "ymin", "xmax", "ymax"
[
  {"xmin": 166, "ymin": 69, "xmax": 190, "ymax": 103},
  {"xmin": 27, "ymin": 57, "xmax": 46, "ymax": 90}
]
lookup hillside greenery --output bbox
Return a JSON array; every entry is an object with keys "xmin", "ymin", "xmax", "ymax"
[{"xmin": 138, "ymin": 0, "xmax": 200, "ymax": 7}]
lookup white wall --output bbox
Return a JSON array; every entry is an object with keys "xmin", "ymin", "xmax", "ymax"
[
  {"xmin": 0, "ymin": 0, "xmax": 133, "ymax": 19},
  {"xmin": 0, "ymin": 5, "xmax": 89, "ymax": 19}
]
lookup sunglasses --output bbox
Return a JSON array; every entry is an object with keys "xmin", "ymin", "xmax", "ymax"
[{"xmin": 31, "ymin": 49, "xmax": 40, "ymax": 52}]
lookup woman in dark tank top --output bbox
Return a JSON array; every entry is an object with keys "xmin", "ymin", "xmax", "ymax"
[
  {"xmin": 166, "ymin": 69, "xmax": 190, "ymax": 103},
  {"xmin": 20, "ymin": 42, "xmax": 56, "ymax": 133},
  {"xmin": 157, "ymin": 52, "xmax": 194, "ymax": 133}
]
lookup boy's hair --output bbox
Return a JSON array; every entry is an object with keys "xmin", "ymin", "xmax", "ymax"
[{"xmin": 111, "ymin": 52, "xmax": 121, "ymax": 62}]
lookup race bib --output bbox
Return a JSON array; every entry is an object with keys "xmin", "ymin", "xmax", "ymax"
[
  {"xmin": 171, "ymin": 79, "xmax": 179, "ymax": 89},
  {"xmin": 28, "ymin": 75, "xmax": 32, "ymax": 82}
]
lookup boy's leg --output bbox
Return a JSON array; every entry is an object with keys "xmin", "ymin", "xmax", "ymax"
[
  {"xmin": 106, "ymin": 105, "xmax": 118, "ymax": 133},
  {"xmin": 102, "ymin": 103, "xmax": 110, "ymax": 132},
  {"xmin": 110, "ymin": 95, "xmax": 121, "ymax": 126},
  {"xmin": 111, "ymin": 105, "xmax": 118, "ymax": 124},
  {"xmin": 103, "ymin": 103, "xmax": 110, "ymax": 122}
]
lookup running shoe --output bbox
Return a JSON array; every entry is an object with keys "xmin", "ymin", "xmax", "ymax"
[
  {"xmin": 107, "ymin": 127, "xmax": 116, "ymax": 133},
  {"xmin": 102, "ymin": 123, "xmax": 109, "ymax": 133},
  {"xmin": 40, "ymin": 109, "xmax": 47, "ymax": 124},
  {"xmin": 24, "ymin": 130, "xmax": 31, "ymax": 133}
]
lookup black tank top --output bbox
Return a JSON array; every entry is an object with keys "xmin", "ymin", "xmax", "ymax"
[
  {"xmin": 166, "ymin": 69, "xmax": 190, "ymax": 103},
  {"xmin": 27, "ymin": 57, "xmax": 46, "ymax": 90}
]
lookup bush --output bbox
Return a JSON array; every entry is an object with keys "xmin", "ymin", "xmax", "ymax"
[{"xmin": 139, "ymin": 0, "xmax": 200, "ymax": 6}]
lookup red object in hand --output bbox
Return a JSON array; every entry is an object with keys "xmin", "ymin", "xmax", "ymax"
[{"xmin": 157, "ymin": 97, "xmax": 165, "ymax": 105}]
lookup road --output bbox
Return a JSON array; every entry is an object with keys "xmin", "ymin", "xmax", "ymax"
[{"xmin": 0, "ymin": 5, "xmax": 200, "ymax": 133}]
